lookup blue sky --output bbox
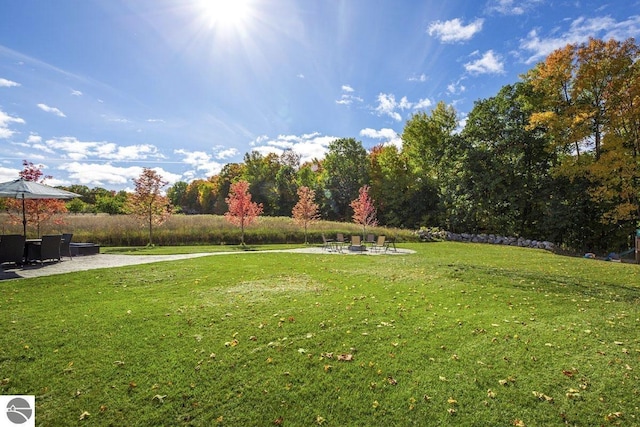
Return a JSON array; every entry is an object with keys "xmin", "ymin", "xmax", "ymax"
[{"xmin": 1, "ymin": 0, "xmax": 639, "ymax": 191}]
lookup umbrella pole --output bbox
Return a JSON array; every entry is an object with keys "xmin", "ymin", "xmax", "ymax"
[{"xmin": 22, "ymin": 196, "xmax": 27, "ymax": 237}]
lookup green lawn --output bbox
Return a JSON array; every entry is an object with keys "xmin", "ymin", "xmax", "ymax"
[{"xmin": 1, "ymin": 242, "xmax": 638, "ymax": 426}]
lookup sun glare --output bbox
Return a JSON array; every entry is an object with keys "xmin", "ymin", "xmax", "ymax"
[{"xmin": 198, "ymin": 0, "xmax": 253, "ymax": 30}]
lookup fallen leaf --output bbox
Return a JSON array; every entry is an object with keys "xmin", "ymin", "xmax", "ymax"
[
  {"xmin": 274, "ymin": 416, "xmax": 284, "ymax": 425},
  {"xmin": 79, "ymin": 411, "xmax": 90, "ymax": 420},
  {"xmin": 338, "ymin": 353, "xmax": 353, "ymax": 361},
  {"xmin": 605, "ymin": 412, "xmax": 623, "ymax": 421},
  {"xmin": 532, "ymin": 391, "xmax": 553, "ymax": 403},
  {"xmin": 152, "ymin": 394, "xmax": 167, "ymax": 403},
  {"xmin": 387, "ymin": 376, "xmax": 398, "ymax": 385}
]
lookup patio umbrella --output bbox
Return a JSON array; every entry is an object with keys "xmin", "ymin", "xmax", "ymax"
[{"xmin": 0, "ymin": 178, "xmax": 81, "ymax": 236}]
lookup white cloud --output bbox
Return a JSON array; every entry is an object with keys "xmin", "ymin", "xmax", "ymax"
[
  {"xmin": 216, "ymin": 148, "xmax": 238, "ymax": 159},
  {"xmin": 38, "ymin": 136, "xmax": 163, "ymax": 161},
  {"xmin": 0, "ymin": 78, "xmax": 20, "ymax": 87},
  {"xmin": 487, "ymin": 0, "xmax": 544, "ymax": 16},
  {"xmin": 464, "ymin": 50, "xmax": 505, "ymax": 74},
  {"xmin": 60, "ymin": 162, "xmax": 181, "ymax": 188},
  {"xmin": 37, "ymin": 103, "xmax": 66, "ymax": 117},
  {"xmin": 249, "ymin": 132, "xmax": 337, "ymax": 163},
  {"xmin": 447, "ymin": 80, "xmax": 466, "ymax": 95},
  {"xmin": 70, "ymin": 89, "xmax": 82, "ymax": 96},
  {"xmin": 0, "ymin": 166, "xmax": 21, "ymax": 182},
  {"xmin": 520, "ymin": 15, "xmax": 640, "ymax": 63},
  {"xmin": 297, "ymin": 73, "xmax": 305, "ymax": 79},
  {"xmin": 413, "ymin": 98, "xmax": 433, "ymax": 110},
  {"xmin": 408, "ymin": 73, "xmax": 427, "ymax": 82},
  {"xmin": 359, "ymin": 128, "xmax": 402, "ymax": 148},
  {"xmin": 428, "ymin": 18, "xmax": 484, "ymax": 43},
  {"xmin": 336, "ymin": 84, "xmax": 362, "ymax": 105},
  {"xmin": 375, "ymin": 93, "xmax": 403, "ymax": 121},
  {"xmin": 0, "ymin": 109, "xmax": 25, "ymax": 139},
  {"xmin": 374, "ymin": 93, "xmax": 433, "ymax": 121},
  {"xmin": 174, "ymin": 149, "xmax": 224, "ymax": 177},
  {"xmin": 62, "ymin": 162, "xmax": 144, "ymax": 186},
  {"xmin": 26, "ymin": 134, "xmax": 42, "ymax": 144}
]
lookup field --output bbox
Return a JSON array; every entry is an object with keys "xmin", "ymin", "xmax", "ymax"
[
  {"xmin": 0, "ymin": 213, "xmax": 417, "ymax": 246},
  {"xmin": 1, "ymin": 242, "xmax": 639, "ymax": 426}
]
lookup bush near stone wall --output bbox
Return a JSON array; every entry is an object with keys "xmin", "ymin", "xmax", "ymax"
[{"xmin": 417, "ymin": 228, "xmax": 556, "ymax": 251}]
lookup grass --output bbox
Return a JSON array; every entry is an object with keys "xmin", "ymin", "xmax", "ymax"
[{"xmin": 1, "ymin": 242, "xmax": 639, "ymax": 426}]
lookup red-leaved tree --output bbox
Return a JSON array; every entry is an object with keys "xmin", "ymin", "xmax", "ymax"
[
  {"xmin": 292, "ymin": 186, "xmax": 320, "ymax": 244},
  {"xmin": 125, "ymin": 168, "xmax": 172, "ymax": 246},
  {"xmin": 350, "ymin": 185, "xmax": 378, "ymax": 239},
  {"xmin": 5, "ymin": 160, "xmax": 67, "ymax": 237},
  {"xmin": 225, "ymin": 180, "xmax": 263, "ymax": 246}
]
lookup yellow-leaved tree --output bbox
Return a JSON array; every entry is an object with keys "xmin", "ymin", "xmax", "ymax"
[{"xmin": 126, "ymin": 168, "xmax": 172, "ymax": 246}]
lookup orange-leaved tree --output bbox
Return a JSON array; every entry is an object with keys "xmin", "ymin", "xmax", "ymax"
[
  {"xmin": 350, "ymin": 185, "xmax": 377, "ymax": 239},
  {"xmin": 225, "ymin": 180, "xmax": 263, "ymax": 246},
  {"xmin": 292, "ymin": 186, "xmax": 320, "ymax": 244},
  {"xmin": 5, "ymin": 160, "xmax": 68, "ymax": 237},
  {"xmin": 126, "ymin": 168, "xmax": 172, "ymax": 246}
]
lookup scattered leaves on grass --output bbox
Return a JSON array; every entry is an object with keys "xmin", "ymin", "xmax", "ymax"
[
  {"xmin": 338, "ymin": 353, "xmax": 353, "ymax": 362},
  {"xmin": 273, "ymin": 416, "xmax": 284, "ymax": 425},
  {"xmin": 512, "ymin": 420, "xmax": 526, "ymax": 427},
  {"xmin": 532, "ymin": 391, "xmax": 554, "ymax": 403},
  {"xmin": 565, "ymin": 388, "xmax": 581, "ymax": 399},
  {"xmin": 387, "ymin": 376, "xmax": 398, "ymax": 385},
  {"xmin": 315, "ymin": 415, "xmax": 326, "ymax": 424},
  {"xmin": 79, "ymin": 411, "xmax": 90, "ymax": 420},
  {"xmin": 487, "ymin": 389, "xmax": 496, "ymax": 399},
  {"xmin": 604, "ymin": 412, "xmax": 623, "ymax": 422}
]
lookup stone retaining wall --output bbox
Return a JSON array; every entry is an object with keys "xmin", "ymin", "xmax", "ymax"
[{"xmin": 416, "ymin": 229, "xmax": 556, "ymax": 251}]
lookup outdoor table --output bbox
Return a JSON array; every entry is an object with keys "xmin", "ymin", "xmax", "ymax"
[{"xmin": 24, "ymin": 239, "xmax": 42, "ymax": 262}]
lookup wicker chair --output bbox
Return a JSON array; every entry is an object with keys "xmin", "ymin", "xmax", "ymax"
[
  {"xmin": 61, "ymin": 233, "xmax": 73, "ymax": 260},
  {"xmin": 0, "ymin": 234, "xmax": 26, "ymax": 266},
  {"xmin": 28, "ymin": 234, "xmax": 62, "ymax": 264}
]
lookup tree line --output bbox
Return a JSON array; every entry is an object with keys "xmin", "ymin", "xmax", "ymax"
[{"xmin": 27, "ymin": 37, "xmax": 639, "ymax": 253}]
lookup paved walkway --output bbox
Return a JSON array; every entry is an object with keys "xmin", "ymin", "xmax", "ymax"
[{"xmin": 0, "ymin": 247, "xmax": 415, "ymax": 281}]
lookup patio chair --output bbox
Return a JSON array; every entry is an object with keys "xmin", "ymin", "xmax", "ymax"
[
  {"xmin": 365, "ymin": 234, "xmax": 375, "ymax": 246},
  {"xmin": 61, "ymin": 233, "xmax": 73, "ymax": 260},
  {"xmin": 335, "ymin": 233, "xmax": 347, "ymax": 252},
  {"xmin": 321, "ymin": 234, "xmax": 334, "ymax": 252},
  {"xmin": 28, "ymin": 234, "xmax": 62, "ymax": 264},
  {"xmin": 371, "ymin": 235, "xmax": 387, "ymax": 253},
  {"xmin": 350, "ymin": 235, "xmax": 364, "ymax": 251},
  {"xmin": 0, "ymin": 234, "xmax": 26, "ymax": 266}
]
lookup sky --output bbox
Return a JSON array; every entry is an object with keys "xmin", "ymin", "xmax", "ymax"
[{"xmin": 1, "ymin": 0, "xmax": 639, "ymax": 191}]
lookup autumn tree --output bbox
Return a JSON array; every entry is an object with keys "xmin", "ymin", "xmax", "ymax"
[
  {"xmin": 350, "ymin": 185, "xmax": 378, "ymax": 239},
  {"xmin": 126, "ymin": 168, "xmax": 172, "ymax": 246},
  {"xmin": 225, "ymin": 180, "xmax": 263, "ymax": 246},
  {"xmin": 5, "ymin": 160, "xmax": 68, "ymax": 237},
  {"xmin": 526, "ymin": 37, "xmax": 640, "ymax": 234},
  {"xmin": 292, "ymin": 186, "xmax": 320, "ymax": 244}
]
